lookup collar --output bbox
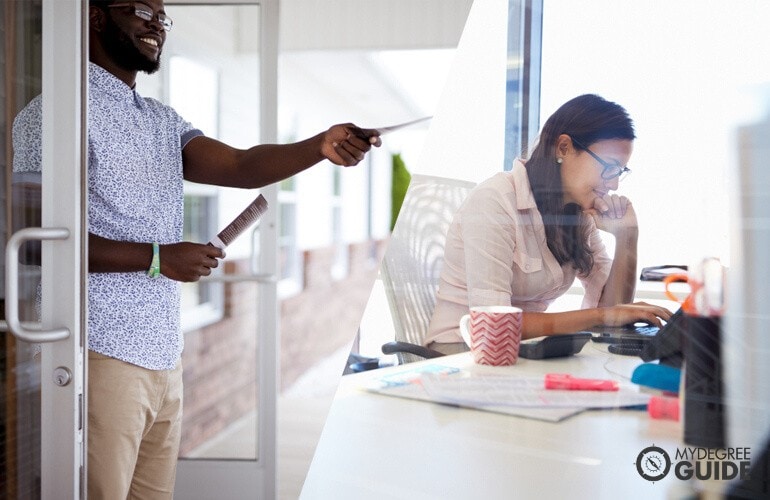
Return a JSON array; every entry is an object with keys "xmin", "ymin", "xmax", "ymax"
[
  {"xmin": 89, "ymin": 62, "xmax": 145, "ymax": 109},
  {"xmin": 510, "ymin": 159, "xmax": 538, "ymax": 210}
]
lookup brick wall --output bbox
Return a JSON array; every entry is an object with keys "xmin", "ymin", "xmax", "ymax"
[
  {"xmin": 180, "ymin": 259, "xmax": 258, "ymax": 455},
  {"xmin": 280, "ymin": 240, "xmax": 386, "ymax": 391},
  {"xmin": 179, "ymin": 240, "xmax": 387, "ymax": 454}
]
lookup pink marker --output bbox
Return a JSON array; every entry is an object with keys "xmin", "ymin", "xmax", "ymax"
[
  {"xmin": 648, "ymin": 395, "xmax": 680, "ymax": 421},
  {"xmin": 544, "ymin": 373, "xmax": 619, "ymax": 391}
]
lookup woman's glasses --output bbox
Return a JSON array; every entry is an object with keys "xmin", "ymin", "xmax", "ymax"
[
  {"xmin": 109, "ymin": 2, "xmax": 173, "ymax": 32},
  {"xmin": 570, "ymin": 137, "xmax": 631, "ymax": 181}
]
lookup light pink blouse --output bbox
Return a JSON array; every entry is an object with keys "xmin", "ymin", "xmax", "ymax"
[{"xmin": 425, "ymin": 160, "xmax": 612, "ymax": 345}]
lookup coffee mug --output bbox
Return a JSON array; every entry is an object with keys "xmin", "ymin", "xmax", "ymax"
[{"xmin": 459, "ymin": 306, "xmax": 523, "ymax": 366}]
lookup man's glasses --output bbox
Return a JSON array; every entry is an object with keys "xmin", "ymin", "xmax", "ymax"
[
  {"xmin": 570, "ymin": 137, "xmax": 631, "ymax": 181},
  {"xmin": 109, "ymin": 2, "xmax": 173, "ymax": 32}
]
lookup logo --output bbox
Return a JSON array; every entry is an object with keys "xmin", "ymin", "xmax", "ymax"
[
  {"xmin": 636, "ymin": 445, "xmax": 672, "ymax": 482},
  {"xmin": 635, "ymin": 445, "xmax": 752, "ymax": 483}
]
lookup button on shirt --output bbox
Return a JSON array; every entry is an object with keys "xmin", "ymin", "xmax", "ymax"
[
  {"xmin": 12, "ymin": 62, "xmax": 203, "ymax": 370},
  {"xmin": 426, "ymin": 160, "xmax": 612, "ymax": 345}
]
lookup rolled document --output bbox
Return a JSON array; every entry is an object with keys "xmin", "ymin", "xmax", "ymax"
[{"xmin": 208, "ymin": 194, "xmax": 268, "ymax": 250}]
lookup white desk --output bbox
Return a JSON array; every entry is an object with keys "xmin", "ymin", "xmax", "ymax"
[{"xmin": 300, "ymin": 343, "xmax": 701, "ymax": 500}]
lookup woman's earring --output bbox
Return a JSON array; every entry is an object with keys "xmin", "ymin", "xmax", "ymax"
[{"xmin": 556, "ymin": 157, "xmax": 563, "ymax": 165}]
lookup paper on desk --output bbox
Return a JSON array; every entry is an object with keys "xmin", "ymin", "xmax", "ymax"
[
  {"xmin": 365, "ymin": 366, "xmax": 584, "ymax": 422},
  {"xmin": 370, "ymin": 363, "xmax": 461, "ymax": 389},
  {"xmin": 418, "ymin": 373, "xmax": 651, "ymax": 409}
]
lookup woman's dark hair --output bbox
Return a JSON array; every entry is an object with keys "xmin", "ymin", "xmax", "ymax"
[{"xmin": 525, "ymin": 94, "xmax": 635, "ymax": 276}]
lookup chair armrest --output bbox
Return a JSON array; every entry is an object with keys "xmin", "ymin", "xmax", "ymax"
[{"xmin": 381, "ymin": 341, "xmax": 445, "ymax": 359}]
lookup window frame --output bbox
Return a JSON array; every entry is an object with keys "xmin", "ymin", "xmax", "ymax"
[
  {"xmin": 180, "ymin": 181, "xmax": 225, "ymax": 332},
  {"xmin": 504, "ymin": 0, "xmax": 543, "ymax": 170}
]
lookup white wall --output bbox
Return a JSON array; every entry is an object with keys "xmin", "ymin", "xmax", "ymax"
[
  {"xmin": 413, "ymin": 0, "xmax": 508, "ymax": 183},
  {"xmin": 277, "ymin": 53, "xmax": 401, "ymax": 250},
  {"xmin": 278, "ymin": 48, "xmax": 462, "ymax": 249},
  {"xmin": 276, "ymin": 0, "xmax": 473, "ymax": 251}
]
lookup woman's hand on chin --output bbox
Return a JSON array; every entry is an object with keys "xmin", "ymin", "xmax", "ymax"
[{"xmin": 585, "ymin": 194, "xmax": 638, "ymax": 236}]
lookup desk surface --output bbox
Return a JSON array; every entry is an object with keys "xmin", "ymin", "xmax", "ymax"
[{"xmin": 300, "ymin": 343, "xmax": 699, "ymax": 500}]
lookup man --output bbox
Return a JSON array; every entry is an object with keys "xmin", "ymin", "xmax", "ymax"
[{"xmin": 12, "ymin": 0, "xmax": 380, "ymax": 497}]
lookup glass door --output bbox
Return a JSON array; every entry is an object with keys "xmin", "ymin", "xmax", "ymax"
[
  {"xmin": 143, "ymin": 1, "xmax": 280, "ymax": 498},
  {"xmin": 2, "ymin": 0, "xmax": 86, "ymax": 498}
]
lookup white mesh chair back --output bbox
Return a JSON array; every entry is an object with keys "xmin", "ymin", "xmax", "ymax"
[{"xmin": 381, "ymin": 174, "xmax": 476, "ymax": 364}]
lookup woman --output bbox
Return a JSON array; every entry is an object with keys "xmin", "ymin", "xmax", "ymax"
[{"xmin": 426, "ymin": 94, "xmax": 671, "ymax": 353}]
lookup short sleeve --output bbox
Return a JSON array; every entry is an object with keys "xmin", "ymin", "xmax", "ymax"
[
  {"xmin": 145, "ymin": 97, "xmax": 204, "ymax": 149},
  {"xmin": 177, "ymin": 108, "xmax": 203, "ymax": 148},
  {"xmin": 181, "ymin": 128, "xmax": 204, "ymax": 149}
]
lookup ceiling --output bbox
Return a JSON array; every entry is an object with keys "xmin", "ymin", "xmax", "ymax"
[
  {"xmin": 278, "ymin": 0, "xmax": 474, "ymax": 128},
  {"xmin": 279, "ymin": 0, "xmax": 474, "ymax": 51}
]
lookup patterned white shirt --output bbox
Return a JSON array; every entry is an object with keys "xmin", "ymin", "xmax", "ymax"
[{"xmin": 13, "ymin": 62, "xmax": 203, "ymax": 369}]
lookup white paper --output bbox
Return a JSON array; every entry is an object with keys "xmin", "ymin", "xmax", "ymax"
[
  {"xmin": 373, "ymin": 116, "xmax": 432, "ymax": 135},
  {"xmin": 365, "ymin": 365, "xmax": 584, "ymax": 422},
  {"xmin": 418, "ymin": 373, "xmax": 651, "ymax": 409}
]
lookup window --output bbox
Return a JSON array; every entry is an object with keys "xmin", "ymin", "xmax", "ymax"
[
  {"xmin": 278, "ymin": 176, "xmax": 302, "ymax": 297},
  {"xmin": 330, "ymin": 168, "xmax": 348, "ymax": 280},
  {"xmin": 169, "ymin": 55, "xmax": 225, "ymax": 331},
  {"xmin": 535, "ymin": 0, "xmax": 770, "ymax": 270},
  {"xmin": 180, "ymin": 184, "xmax": 224, "ymax": 331}
]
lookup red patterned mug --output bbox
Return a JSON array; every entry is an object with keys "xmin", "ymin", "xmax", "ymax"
[{"xmin": 459, "ymin": 306, "xmax": 523, "ymax": 366}]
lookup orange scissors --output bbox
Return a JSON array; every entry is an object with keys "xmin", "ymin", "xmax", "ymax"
[{"xmin": 663, "ymin": 273, "xmax": 699, "ymax": 314}]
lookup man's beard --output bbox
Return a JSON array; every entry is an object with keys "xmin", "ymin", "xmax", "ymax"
[{"xmin": 101, "ymin": 13, "xmax": 161, "ymax": 74}]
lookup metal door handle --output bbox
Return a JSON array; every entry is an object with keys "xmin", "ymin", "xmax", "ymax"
[{"xmin": 5, "ymin": 227, "xmax": 71, "ymax": 342}]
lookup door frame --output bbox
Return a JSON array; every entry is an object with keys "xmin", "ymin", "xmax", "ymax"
[
  {"xmin": 5, "ymin": 1, "xmax": 280, "ymax": 498},
  {"xmin": 41, "ymin": 1, "xmax": 87, "ymax": 497},
  {"xmin": 171, "ymin": 1, "xmax": 280, "ymax": 498},
  {"xmin": 3, "ymin": 0, "xmax": 88, "ymax": 497}
]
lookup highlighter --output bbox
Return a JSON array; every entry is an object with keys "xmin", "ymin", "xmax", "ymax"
[{"xmin": 544, "ymin": 373, "xmax": 619, "ymax": 391}]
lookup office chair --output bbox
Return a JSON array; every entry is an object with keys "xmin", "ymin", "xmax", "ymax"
[{"xmin": 379, "ymin": 174, "xmax": 476, "ymax": 364}]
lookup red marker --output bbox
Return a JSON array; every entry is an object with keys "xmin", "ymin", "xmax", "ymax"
[{"xmin": 544, "ymin": 373, "xmax": 619, "ymax": 391}]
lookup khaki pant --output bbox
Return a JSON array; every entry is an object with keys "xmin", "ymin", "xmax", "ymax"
[{"xmin": 87, "ymin": 351, "xmax": 183, "ymax": 500}]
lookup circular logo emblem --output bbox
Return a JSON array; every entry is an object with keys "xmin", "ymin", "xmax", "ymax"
[{"xmin": 636, "ymin": 445, "xmax": 671, "ymax": 482}]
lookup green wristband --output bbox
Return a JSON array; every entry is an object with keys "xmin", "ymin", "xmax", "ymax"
[{"xmin": 147, "ymin": 242, "xmax": 161, "ymax": 278}]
